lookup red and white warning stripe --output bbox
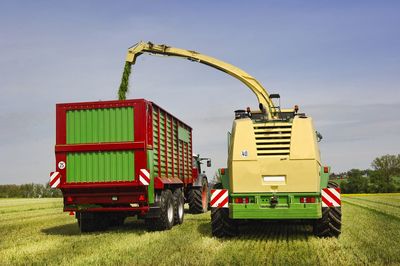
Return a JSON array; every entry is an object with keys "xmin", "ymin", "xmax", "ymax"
[
  {"xmin": 321, "ymin": 188, "xmax": 341, "ymax": 207},
  {"xmin": 139, "ymin": 169, "xmax": 150, "ymax": 186},
  {"xmin": 210, "ymin": 189, "xmax": 229, "ymax": 208},
  {"xmin": 49, "ymin": 172, "xmax": 61, "ymax": 189}
]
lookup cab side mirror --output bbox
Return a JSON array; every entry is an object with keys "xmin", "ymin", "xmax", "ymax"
[{"xmin": 207, "ymin": 160, "xmax": 211, "ymax": 167}]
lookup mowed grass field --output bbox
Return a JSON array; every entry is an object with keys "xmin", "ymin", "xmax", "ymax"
[{"xmin": 1, "ymin": 194, "xmax": 400, "ymax": 266}]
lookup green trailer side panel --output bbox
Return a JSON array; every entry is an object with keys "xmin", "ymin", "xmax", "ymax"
[
  {"xmin": 66, "ymin": 151, "xmax": 135, "ymax": 183},
  {"xmin": 178, "ymin": 126, "xmax": 190, "ymax": 143},
  {"xmin": 151, "ymin": 104, "xmax": 191, "ymax": 181},
  {"xmin": 147, "ymin": 150, "xmax": 155, "ymax": 204},
  {"xmin": 66, "ymin": 107, "xmax": 134, "ymax": 144}
]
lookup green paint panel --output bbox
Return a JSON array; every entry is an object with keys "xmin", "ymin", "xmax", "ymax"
[
  {"xmin": 66, "ymin": 151, "xmax": 134, "ymax": 183},
  {"xmin": 147, "ymin": 150, "xmax": 155, "ymax": 204},
  {"xmin": 66, "ymin": 107, "xmax": 134, "ymax": 144},
  {"xmin": 178, "ymin": 126, "xmax": 190, "ymax": 143},
  {"xmin": 320, "ymin": 166, "xmax": 330, "ymax": 189}
]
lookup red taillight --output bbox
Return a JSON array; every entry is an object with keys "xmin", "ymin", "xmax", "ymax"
[
  {"xmin": 69, "ymin": 211, "xmax": 75, "ymax": 216},
  {"xmin": 66, "ymin": 196, "xmax": 73, "ymax": 203},
  {"xmin": 234, "ymin": 198, "xmax": 243, "ymax": 203},
  {"xmin": 138, "ymin": 194, "xmax": 145, "ymax": 201},
  {"xmin": 234, "ymin": 197, "xmax": 249, "ymax": 204},
  {"xmin": 324, "ymin": 166, "xmax": 329, "ymax": 173},
  {"xmin": 220, "ymin": 168, "xmax": 225, "ymax": 175},
  {"xmin": 300, "ymin": 197, "xmax": 316, "ymax": 203}
]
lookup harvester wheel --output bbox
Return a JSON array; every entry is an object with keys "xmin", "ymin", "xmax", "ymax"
[
  {"xmin": 313, "ymin": 182, "xmax": 342, "ymax": 237},
  {"xmin": 173, "ymin": 188, "xmax": 184, "ymax": 225},
  {"xmin": 211, "ymin": 207, "xmax": 238, "ymax": 237},
  {"xmin": 188, "ymin": 178, "xmax": 209, "ymax": 213},
  {"xmin": 145, "ymin": 189, "xmax": 174, "ymax": 231}
]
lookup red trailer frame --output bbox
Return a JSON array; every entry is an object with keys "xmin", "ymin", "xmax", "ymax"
[{"xmin": 53, "ymin": 99, "xmax": 194, "ymax": 214}]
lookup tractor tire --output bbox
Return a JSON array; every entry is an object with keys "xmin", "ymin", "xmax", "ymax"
[
  {"xmin": 212, "ymin": 183, "xmax": 223, "ymax": 189},
  {"xmin": 173, "ymin": 188, "xmax": 185, "ymax": 225},
  {"xmin": 313, "ymin": 182, "xmax": 342, "ymax": 237},
  {"xmin": 145, "ymin": 189, "xmax": 174, "ymax": 231},
  {"xmin": 211, "ymin": 207, "xmax": 237, "ymax": 237},
  {"xmin": 188, "ymin": 177, "xmax": 209, "ymax": 214}
]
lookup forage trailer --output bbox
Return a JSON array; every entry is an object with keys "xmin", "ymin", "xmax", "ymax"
[{"xmin": 50, "ymin": 99, "xmax": 210, "ymax": 232}]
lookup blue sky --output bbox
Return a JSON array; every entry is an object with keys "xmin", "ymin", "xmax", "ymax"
[{"xmin": 0, "ymin": 1, "xmax": 399, "ymax": 184}]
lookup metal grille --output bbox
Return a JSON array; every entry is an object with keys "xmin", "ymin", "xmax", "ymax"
[{"xmin": 253, "ymin": 123, "xmax": 292, "ymax": 156}]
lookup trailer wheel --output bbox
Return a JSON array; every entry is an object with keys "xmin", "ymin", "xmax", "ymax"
[
  {"xmin": 145, "ymin": 189, "xmax": 174, "ymax": 231},
  {"xmin": 78, "ymin": 212, "xmax": 98, "ymax": 233},
  {"xmin": 107, "ymin": 213, "xmax": 126, "ymax": 227},
  {"xmin": 313, "ymin": 182, "xmax": 342, "ymax": 237},
  {"xmin": 188, "ymin": 177, "xmax": 209, "ymax": 213},
  {"xmin": 173, "ymin": 188, "xmax": 184, "ymax": 225},
  {"xmin": 211, "ymin": 207, "xmax": 237, "ymax": 237}
]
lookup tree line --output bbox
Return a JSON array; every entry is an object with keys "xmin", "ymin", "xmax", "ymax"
[
  {"xmin": 331, "ymin": 154, "xmax": 400, "ymax": 193},
  {"xmin": 0, "ymin": 183, "xmax": 62, "ymax": 198}
]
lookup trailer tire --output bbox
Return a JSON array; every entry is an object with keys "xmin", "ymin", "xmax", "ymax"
[
  {"xmin": 188, "ymin": 177, "xmax": 208, "ymax": 214},
  {"xmin": 313, "ymin": 182, "xmax": 342, "ymax": 237},
  {"xmin": 145, "ymin": 189, "xmax": 174, "ymax": 231},
  {"xmin": 107, "ymin": 213, "xmax": 126, "ymax": 227},
  {"xmin": 173, "ymin": 188, "xmax": 184, "ymax": 225},
  {"xmin": 78, "ymin": 212, "xmax": 98, "ymax": 233},
  {"xmin": 211, "ymin": 207, "xmax": 237, "ymax": 237}
]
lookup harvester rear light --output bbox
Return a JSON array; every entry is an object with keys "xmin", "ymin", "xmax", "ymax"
[
  {"xmin": 300, "ymin": 197, "xmax": 316, "ymax": 203},
  {"xmin": 323, "ymin": 166, "xmax": 329, "ymax": 173},
  {"xmin": 220, "ymin": 168, "xmax": 225, "ymax": 175},
  {"xmin": 234, "ymin": 197, "xmax": 252, "ymax": 204}
]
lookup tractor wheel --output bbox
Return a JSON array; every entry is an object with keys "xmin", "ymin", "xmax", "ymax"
[
  {"xmin": 145, "ymin": 189, "xmax": 174, "ymax": 231},
  {"xmin": 188, "ymin": 178, "xmax": 209, "ymax": 214},
  {"xmin": 313, "ymin": 182, "xmax": 342, "ymax": 237},
  {"xmin": 173, "ymin": 188, "xmax": 185, "ymax": 225},
  {"xmin": 212, "ymin": 183, "xmax": 223, "ymax": 189},
  {"xmin": 211, "ymin": 207, "xmax": 238, "ymax": 237}
]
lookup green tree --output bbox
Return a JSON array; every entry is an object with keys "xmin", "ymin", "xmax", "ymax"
[
  {"xmin": 371, "ymin": 154, "xmax": 400, "ymax": 182},
  {"xmin": 340, "ymin": 169, "xmax": 369, "ymax": 193}
]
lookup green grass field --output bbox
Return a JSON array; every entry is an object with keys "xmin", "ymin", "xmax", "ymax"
[{"xmin": 1, "ymin": 194, "xmax": 399, "ymax": 265}]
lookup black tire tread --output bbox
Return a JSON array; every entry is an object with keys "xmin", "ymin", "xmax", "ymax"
[
  {"xmin": 188, "ymin": 178, "xmax": 208, "ymax": 214},
  {"xmin": 173, "ymin": 188, "xmax": 184, "ymax": 225},
  {"xmin": 211, "ymin": 207, "xmax": 237, "ymax": 237},
  {"xmin": 314, "ymin": 182, "xmax": 342, "ymax": 237},
  {"xmin": 145, "ymin": 189, "xmax": 174, "ymax": 231}
]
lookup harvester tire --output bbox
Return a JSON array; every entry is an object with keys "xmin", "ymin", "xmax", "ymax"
[
  {"xmin": 145, "ymin": 189, "xmax": 174, "ymax": 231},
  {"xmin": 211, "ymin": 207, "xmax": 238, "ymax": 237},
  {"xmin": 173, "ymin": 188, "xmax": 184, "ymax": 225},
  {"xmin": 313, "ymin": 182, "xmax": 342, "ymax": 237},
  {"xmin": 188, "ymin": 177, "xmax": 209, "ymax": 214}
]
